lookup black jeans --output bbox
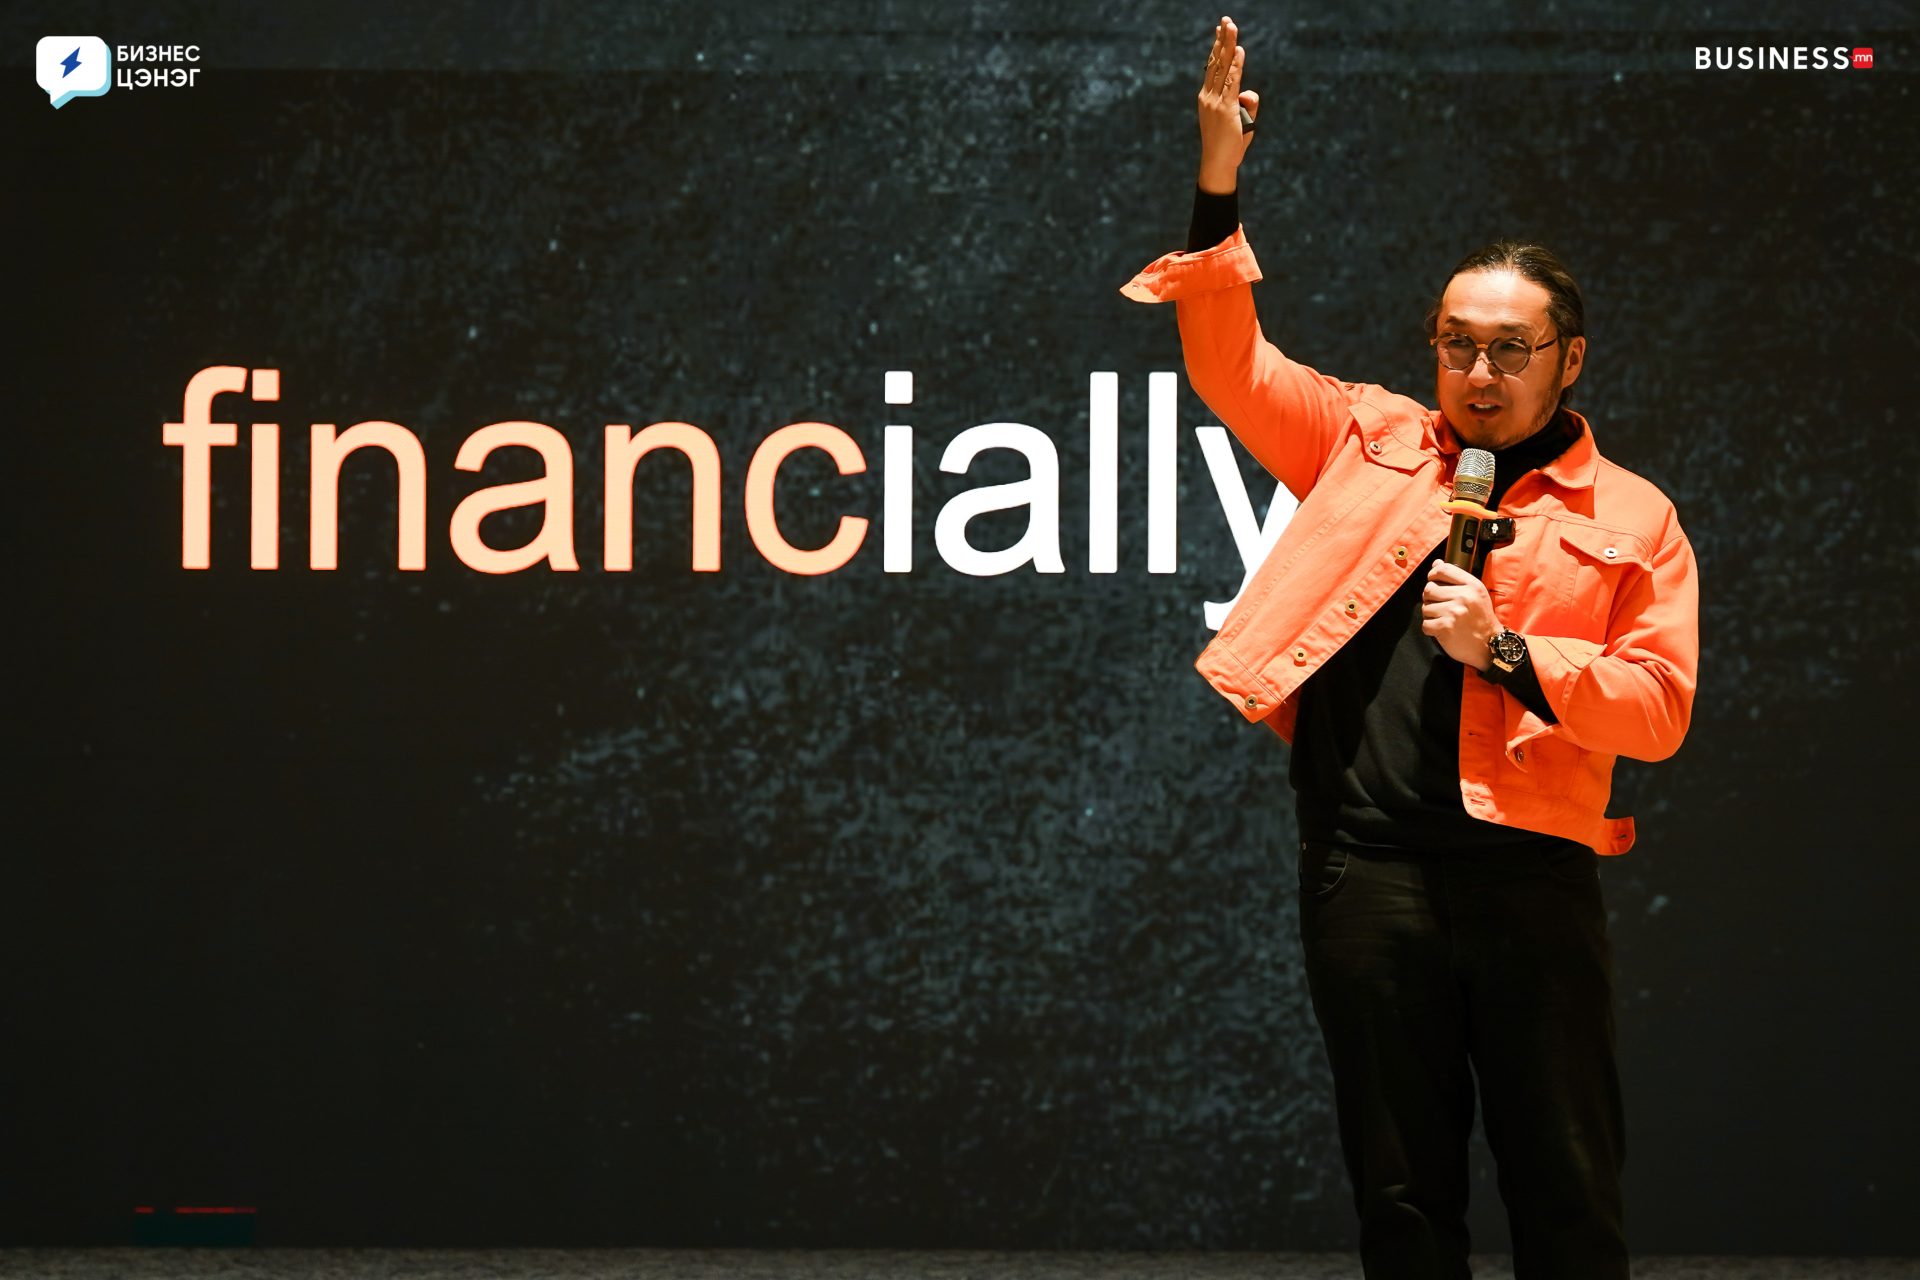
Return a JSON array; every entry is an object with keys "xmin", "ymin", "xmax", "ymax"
[{"xmin": 1298, "ymin": 839, "xmax": 1628, "ymax": 1278}]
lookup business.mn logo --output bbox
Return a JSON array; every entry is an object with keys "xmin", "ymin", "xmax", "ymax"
[
  {"xmin": 1693, "ymin": 43, "xmax": 1877, "ymax": 71},
  {"xmin": 36, "ymin": 36, "xmax": 111, "ymax": 108}
]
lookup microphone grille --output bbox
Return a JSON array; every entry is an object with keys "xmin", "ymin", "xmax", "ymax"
[{"xmin": 1454, "ymin": 448, "xmax": 1495, "ymax": 506}]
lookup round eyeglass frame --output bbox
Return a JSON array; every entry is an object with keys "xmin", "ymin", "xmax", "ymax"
[{"xmin": 1431, "ymin": 331, "xmax": 1560, "ymax": 376}]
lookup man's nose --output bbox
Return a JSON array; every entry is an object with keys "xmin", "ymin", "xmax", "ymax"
[{"xmin": 1466, "ymin": 352, "xmax": 1500, "ymax": 386}]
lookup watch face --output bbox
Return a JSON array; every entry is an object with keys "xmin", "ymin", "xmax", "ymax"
[{"xmin": 1491, "ymin": 630, "xmax": 1526, "ymax": 666}]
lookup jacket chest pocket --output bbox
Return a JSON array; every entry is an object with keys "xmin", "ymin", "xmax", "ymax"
[
  {"xmin": 1316, "ymin": 423, "xmax": 1422, "ymax": 503},
  {"xmin": 1552, "ymin": 519, "xmax": 1652, "ymax": 639}
]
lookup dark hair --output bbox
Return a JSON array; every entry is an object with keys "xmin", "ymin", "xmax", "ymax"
[{"xmin": 1425, "ymin": 240, "xmax": 1585, "ymax": 407}]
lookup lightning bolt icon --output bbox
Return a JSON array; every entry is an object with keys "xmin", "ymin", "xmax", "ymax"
[{"xmin": 61, "ymin": 46, "xmax": 82, "ymax": 77}]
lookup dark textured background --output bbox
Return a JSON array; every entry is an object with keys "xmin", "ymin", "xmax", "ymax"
[{"xmin": 6, "ymin": 0, "xmax": 1917, "ymax": 1255}]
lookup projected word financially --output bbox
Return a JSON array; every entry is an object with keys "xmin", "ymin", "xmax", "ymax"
[{"xmin": 164, "ymin": 366, "xmax": 1297, "ymax": 626}]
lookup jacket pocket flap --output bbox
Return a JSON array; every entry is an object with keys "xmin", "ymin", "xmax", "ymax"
[
  {"xmin": 1557, "ymin": 521, "xmax": 1652, "ymax": 569},
  {"xmin": 1352, "ymin": 398, "xmax": 1427, "ymax": 474}
]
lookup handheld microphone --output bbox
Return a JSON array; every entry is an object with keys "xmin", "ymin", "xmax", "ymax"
[{"xmin": 1442, "ymin": 448, "xmax": 1496, "ymax": 573}]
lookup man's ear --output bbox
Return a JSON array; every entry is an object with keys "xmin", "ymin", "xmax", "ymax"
[{"xmin": 1560, "ymin": 335, "xmax": 1587, "ymax": 391}]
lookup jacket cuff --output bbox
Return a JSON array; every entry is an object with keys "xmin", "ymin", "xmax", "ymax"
[
  {"xmin": 1118, "ymin": 225, "xmax": 1261, "ymax": 304},
  {"xmin": 1529, "ymin": 635, "xmax": 1606, "ymax": 721}
]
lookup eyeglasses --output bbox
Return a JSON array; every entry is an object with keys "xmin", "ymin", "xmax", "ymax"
[{"xmin": 1431, "ymin": 331, "xmax": 1560, "ymax": 376}]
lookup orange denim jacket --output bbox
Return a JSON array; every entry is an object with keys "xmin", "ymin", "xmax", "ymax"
[{"xmin": 1120, "ymin": 226, "xmax": 1699, "ymax": 856}]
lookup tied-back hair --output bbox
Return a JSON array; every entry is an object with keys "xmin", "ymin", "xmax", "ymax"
[{"xmin": 1425, "ymin": 240, "xmax": 1586, "ymax": 409}]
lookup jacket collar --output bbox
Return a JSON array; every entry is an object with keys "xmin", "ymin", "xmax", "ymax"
[
  {"xmin": 1427, "ymin": 406, "xmax": 1600, "ymax": 493},
  {"xmin": 1539, "ymin": 408, "xmax": 1600, "ymax": 491}
]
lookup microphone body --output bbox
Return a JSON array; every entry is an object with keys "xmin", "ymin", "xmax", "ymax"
[{"xmin": 1442, "ymin": 448, "xmax": 1497, "ymax": 573}]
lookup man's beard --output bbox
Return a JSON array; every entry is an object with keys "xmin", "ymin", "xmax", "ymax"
[
  {"xmin": 1507, "ymin": 355, "xmax": 1568, "ymax": 446},
  {"xmin": 1517, "ymin": 384, "xmax": 1563, "ymax": 442}
]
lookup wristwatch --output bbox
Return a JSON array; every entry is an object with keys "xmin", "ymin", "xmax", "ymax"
[{"xmin": 1483, "ymin": 628, "xmax": 1529, "ymax": 684}]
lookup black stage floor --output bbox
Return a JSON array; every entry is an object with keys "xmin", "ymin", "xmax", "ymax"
[{"xmin": 3, "ymin": 1252, "xmax": 1918, "ymax": 1279}]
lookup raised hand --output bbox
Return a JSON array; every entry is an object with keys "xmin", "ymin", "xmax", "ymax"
[{"xmin": 1197, "ymin": 16, "xmax": 1260, "ymax": 194}]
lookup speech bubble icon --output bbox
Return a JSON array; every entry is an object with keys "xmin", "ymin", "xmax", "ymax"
[{"xmin": 37, "ymin": 36, "xmax": 112, "ymax": 109}]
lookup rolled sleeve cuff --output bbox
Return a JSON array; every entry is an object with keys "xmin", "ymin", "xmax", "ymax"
[
  {"xmin": 1118, "ymin": 225, "xmax": 1261, "ymax": 304},
  {"xmin": 1529, "ymin": 635, "xmax": 1606, "ymax": 721}
]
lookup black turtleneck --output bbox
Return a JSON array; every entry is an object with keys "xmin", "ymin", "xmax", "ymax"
[{"xmin": 1188, "ymin": 185, "xmax": 1239, "ymax": 253}]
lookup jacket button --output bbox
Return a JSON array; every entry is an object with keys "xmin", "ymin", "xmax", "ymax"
[
  {"xmin": 1245, "ymin": 694, "xmax": 1259, "ymax": 709},
  {"xmin": 1515, "ymin": 747, "xmax": 1526, "ymax": 763},
  {"xmin": 1368, "ymin": 441, "xmax": 1383, "ymax": 454},
  {"xmin": 1292, "ymin": 647, "xmax": 1308, "ymax": 664},
  {"xmin": 1604, "ymin": 546, "xmax": 1618, "ymax": 559},
  {"xmin": 1344, "ymin": 600, "xmax": 1358, "ymax": 616},
  {"xmin": 1393, "ymin": 545, "xmax": 1407, "ymax": 562}
]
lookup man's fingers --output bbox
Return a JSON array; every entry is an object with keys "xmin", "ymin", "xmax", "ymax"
[
  {"xmin": 1205, "ymin": 18, "xmax": 1238, "ymax": 93},
  {"xmin": 1226, "ymin": 43, "xmax": 1244, "ymax": 94},
  {"xmin": 1241, "ymin": 89, "xmax": 1260, "ymax": 120},
  {"xmin": 1427, "ymin": 560, "xmax": 1485, "ymax": 594}
]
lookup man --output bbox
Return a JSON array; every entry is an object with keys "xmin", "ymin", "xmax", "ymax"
[{"xmin": 1118, "ymin": 17, "xmax": 1699, "ymax": 1278}]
